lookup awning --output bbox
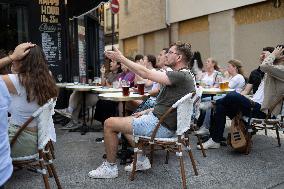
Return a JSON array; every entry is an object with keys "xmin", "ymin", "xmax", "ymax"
[{"xmin": 68, "ymin": 0, "xmax": 109, "ymax": 18}]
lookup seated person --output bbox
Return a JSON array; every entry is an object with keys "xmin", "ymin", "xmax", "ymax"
[
  {"xmin": 88, "ymin": 42, "xmax": 195, "ymax": 179},
  {"xmin": 0, "ymin": 72, "xmax": 12, "ymax": 188},
  {"xmin": 195, "ymin": 59, "xmax": 246, "ymax": 135},
  {"xmin": 197, "ymin": 45, "xmax": 284, "ymax": 150},
  {"xmin": 57, "ymin": 60, "xmax": 122, "ymax": 129},
  {"xmin": 0, "ymin": 44, "xmax": 58, "ymax": 157},
  {"xmin": 197, "ymin": 57, "xmax": 222, "ymax": 88},
  {"xmin": 241, "ymin": 46, "xmax": 274, "ymax": 95}
]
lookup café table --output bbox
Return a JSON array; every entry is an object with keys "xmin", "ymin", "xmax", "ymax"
[
  {"xmin": 65, "ymin": 84, "xmax": 101, "ymax": 135},
  {"xmin": 202, "ymin": 88, "xmax": 235, "ymax": 95},
  {"xmin": 91, "ymin": 86, "xmax": 123, "ymax": 94},
  {"xmin": 98, "ymin": 92, "xmax": 149, "ymax": 164},
  {"xmin": 56, "ymin": 82, "xmax": 75, "ymax": 88}
]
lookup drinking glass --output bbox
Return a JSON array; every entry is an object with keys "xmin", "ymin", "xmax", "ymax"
[
  {"xmin": 73, "ymin": 76, "xmax": 79, "ymax": 85},
  {"xmin": 94, "ymin": 77, "xmax": 101, "ymax": 86},
  {"xmin": 121, "ymin": 80, "xmax": 130, "ymax": 96},
  {"xmin": 57, "ymin": 74, "xmax": 63, "ymax": 83},
  {"xmin": 137, "ymin": 81, "xmax": 145, "ymax": 95}
]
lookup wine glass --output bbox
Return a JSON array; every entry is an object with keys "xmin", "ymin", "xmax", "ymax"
[{"xmin": 57, "ymin": 74, "xmax": 63, "ymax": 83}]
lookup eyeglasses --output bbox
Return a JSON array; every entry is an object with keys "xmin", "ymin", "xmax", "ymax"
[{"xmin": 167, "ymin": 50, "xmax": 180, "ymax": 55}]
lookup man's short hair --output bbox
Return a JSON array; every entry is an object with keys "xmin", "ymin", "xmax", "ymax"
[
  {"xmin": 174, "ymin": 42, "xmax": 193, "ymax": 63},
  {"xmin": 263, "ymin": 47, "xmax": 274, "ymax": 53},
  {"xmin": 146, "ymin": 54, "xmax": 157, "ymax": 68},
  {"xmin": 134, "ymin": 54, "xmax": 144, "ymax": 62}
]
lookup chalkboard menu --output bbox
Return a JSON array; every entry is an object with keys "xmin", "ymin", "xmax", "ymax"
[
  {"xmin": 36, "ymin": 0, "xmax": 64, "ymax": 77},
  {"xmin": 98, "ymin": 26, "xmax": 105, "ymax": 65},
  {"xmin": 78, "ymin": 24, "xmax": 87, "ymax": 83}
]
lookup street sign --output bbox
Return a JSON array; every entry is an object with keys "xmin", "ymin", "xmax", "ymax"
[{"xmin": 110, "ymin": 0, "xmax": 119, "ymax": 14}]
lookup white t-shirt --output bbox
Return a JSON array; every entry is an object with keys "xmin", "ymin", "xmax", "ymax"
[
  {"xmin": 252, "ymin": 79, "xmax": 264, "ymax": 105},
  {"xmin": 200, "ymin": 71, "xmax": 218, "ymax": 86},
  {"xmin": 229, "ymin": 74, "xmax": 246, "ymax": 92},
  {"xmin": 8, "ymin": 74, "xmax": 39, "ymax": 128},
  {"xmin": 0, "ymin": 78, "xmax": 13, "ymax": 186}
]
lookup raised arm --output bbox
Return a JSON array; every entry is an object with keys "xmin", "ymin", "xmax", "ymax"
[
  {"xmin": 0, "ymin": 42, "xmax": 35, "ymax": 70},
  {"xmin": 260, "ymin": 46, "xmax": 284, "ymax": 81},
  {"xmin": 105, "ymin": 48, "xmax": 171, "ymax": 85}
]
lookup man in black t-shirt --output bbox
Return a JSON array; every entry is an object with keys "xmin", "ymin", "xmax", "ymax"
[{"xmin": 241, "ymin": 47, "xmax": 274, "ymax": 95}]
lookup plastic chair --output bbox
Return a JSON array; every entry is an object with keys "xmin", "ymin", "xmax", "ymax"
[
  {"xmin": 10, "ymin": 99, "xmax": 62, "ymax": 189},
  {"xmin": 130, "ymin": 88, "xmax": 203, "ymax": 189}
]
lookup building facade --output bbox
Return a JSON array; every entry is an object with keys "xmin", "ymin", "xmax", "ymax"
[{"xmin": 119, "ymin": 0, "xmax": 284, "ymax": 75}]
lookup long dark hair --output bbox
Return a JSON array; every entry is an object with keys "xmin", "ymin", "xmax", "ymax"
[
  {"xmin": 190, "ymin": 51, "xmax": 203, "ymax": 69},
  {"xmin": 17, "ymin": 45, "xmax": 58, "ymax": 106}
]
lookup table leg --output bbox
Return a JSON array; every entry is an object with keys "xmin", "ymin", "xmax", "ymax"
[{"xmin": 80, "ymin": 91, "xmax": 87, "ymax": 135}]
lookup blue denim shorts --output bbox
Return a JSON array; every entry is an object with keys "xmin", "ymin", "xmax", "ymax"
[{"xmin": 132, "ymin": 112, "xmax": 175, "ymax": 138}]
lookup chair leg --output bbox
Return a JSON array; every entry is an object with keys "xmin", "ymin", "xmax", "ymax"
[
  {"xmin": 48, "ymin": 141, "xmax": 56, "ymax": 159},
  {"xmin": 130, "ymin": 141, "xmax": 139, "ymax": 181},
  {"xmin": 196, "ymin": 135, "xmax": 207, "ymax": 157},
  {"xmin": 39, "ymin": 150, "xmax": 51, "ymax": 189},
  {"xmin": 165, "ymin": 150, "xmax": 169, "ymax": 164},
  {"xmin": 45, "ymin": 150, "xmax": 62, "ymax": 189},
  {"xmin": 150, "ymin": 144, "xmax": 154, "ymax": 165},
  {"xmin": 275, "ymin": 124, "xmax": 281, "ymax": 147},
  {"xmin": 190, "ymin": 127, "xmax": 206, "ymax": 157},
  {"xmin": 185, "ymin": 141, "xmax": 198, "ymax": 176},
  {"xmin": 264, "ymin": 124, "xmax": 267, "ymax": 135},
  {"xmin": 177, "ymin": 145, "xmax": 187, "ymax": 189}
]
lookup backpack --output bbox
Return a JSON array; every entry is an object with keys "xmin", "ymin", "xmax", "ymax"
[{"xmin": 227, "ymin": 113, "xmax": 250, "ymax": 153}]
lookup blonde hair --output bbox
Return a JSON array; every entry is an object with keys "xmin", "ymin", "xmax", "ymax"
[{"xmin": 228, "ymin": 59, "xmax": 244, "ymax": 76}]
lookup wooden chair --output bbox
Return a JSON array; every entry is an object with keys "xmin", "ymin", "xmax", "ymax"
[
  {"xmin": 130, "ymin": 88, "xmax": 203, "ymax": 189},
  {"xmin": 10, "ymin": 99, "xmax": 62, "ymax": 189},
  {"xmin": 245, "ymin": 94, "xmax": 284, "ymax": 154}
]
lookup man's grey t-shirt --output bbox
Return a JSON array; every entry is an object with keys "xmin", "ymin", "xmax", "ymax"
[{"xmin": 153, "ymin": 70, "xmax": 195, "ymax": 131}]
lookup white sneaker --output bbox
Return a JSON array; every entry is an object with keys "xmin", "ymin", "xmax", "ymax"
[
  {"xmin": 197, "ymin": 138, "xmax": 220, "ymax": 150},
  {"xmin": 88, "ymin": 162, "xmax": 118, "ymax": 179},
  {"xmin": 60, "ymin": 120, "xmax": 79, "ymax": 130},
  {"xmin": 124, "ymin": 157, "xmax": 151, "ymax": 172},
  {"xmin": 55, "ymin": 108, "xmax": 72, "ymax": 118},
  {"xmin": 194, "ymin": 126, "xmax": 210, "ymax": 135},
  {"xmin": 199, "ymin": 101, "xmax": 213, "ymax": 110}
]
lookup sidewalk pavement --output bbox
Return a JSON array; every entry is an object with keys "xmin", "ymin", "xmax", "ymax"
[{"xmin": 6, "ymin": 123, "xmax": 284, "ymax": 189}]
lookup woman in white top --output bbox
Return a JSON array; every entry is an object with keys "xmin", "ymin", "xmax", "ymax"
[
  {"xmin": 1, "ymin": 45, "xmax": 58, "ymax": 158},
  {"xmin": 198, "ymin": 57, "xmax": 222, "ymax": 88},
  {"xmin": 227, "ymin": 59, "xmax": 246, "ymax": 92},
  {"xmin": 195, "ymin": 59, "xmax": 246, "ymax": 136}
]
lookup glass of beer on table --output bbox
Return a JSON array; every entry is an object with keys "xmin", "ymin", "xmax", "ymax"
[
  {"xmin": 137, "ymin": 81, "xmax": 145, "ymax": 95},
  {"xmin": 121, "ymin": 80, "xmax": 130, "ymax": 96}
]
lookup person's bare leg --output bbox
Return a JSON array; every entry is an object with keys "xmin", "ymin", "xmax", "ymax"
[
  {"xmin": 124, "ymin": 134, "xmax": 135, "ymax": 147},
  {"xmin": 104, "ymin": 116, "xmax": 134, "ymax": 163}
]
